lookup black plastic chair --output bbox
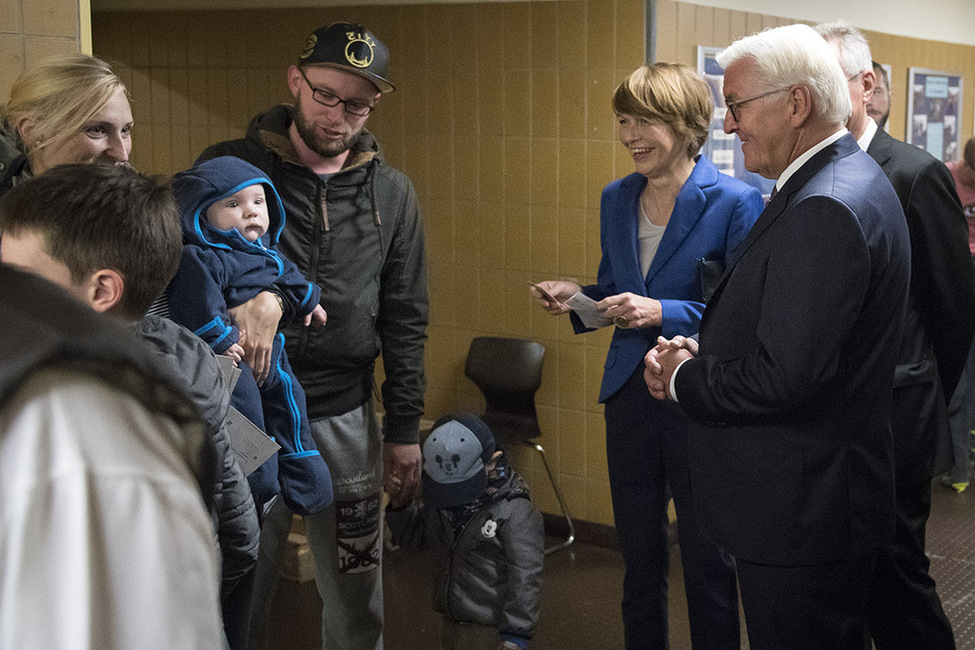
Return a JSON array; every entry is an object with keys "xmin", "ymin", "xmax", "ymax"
[{"xmin": 464, "ymin": 336, "xmax": 575, "ymax": 554}]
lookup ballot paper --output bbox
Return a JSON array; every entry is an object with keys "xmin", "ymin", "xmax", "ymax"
[
  {"xmin": 214, "ymin": 355, "xmax": 279, "ymax": 475},
  {"xmin": 565, "ymin": 292, "xmax": 613, "ymax": 329},
  {"xmin": 214, "ymin": 354, "xmax": 242, "ymax": 393},
  {"xmin": 225, "ymin": 406, "xmax": 280, "ymax": 476}
]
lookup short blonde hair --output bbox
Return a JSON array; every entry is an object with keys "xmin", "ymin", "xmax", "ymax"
[
  {"xmin": 3, "ymin": 54, "xmax": 128, "ymax": 160},
  {"xmin": 612, "ymin": 62, "xmax": 713, "ymax": 157}
]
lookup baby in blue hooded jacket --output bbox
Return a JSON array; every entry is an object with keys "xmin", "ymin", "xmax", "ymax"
[{"xmin": 168, "ymin": 156, "xmax": 332, "ymax": 515}]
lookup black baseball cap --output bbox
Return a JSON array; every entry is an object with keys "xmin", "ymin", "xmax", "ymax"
[{"xmin": 298, "ymin": 22, "xmax": 395, "ymax": 94}]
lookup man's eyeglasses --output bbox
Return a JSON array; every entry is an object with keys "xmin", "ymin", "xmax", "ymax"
[
  {"xmin": 298, "ymin": 68, "xmax": 375, "ymax": 117},
  {"xmin": 724, "ymin": 88, "xmax": 789, "ymax": 122}
]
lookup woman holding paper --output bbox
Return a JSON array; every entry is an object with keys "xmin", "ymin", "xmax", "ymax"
[{"xmin": 530, "ymin": 62, "xmax": 762, "ymax": 649}]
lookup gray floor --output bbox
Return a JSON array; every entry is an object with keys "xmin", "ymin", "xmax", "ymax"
[{"xmin": 267, "ymin": 480, "xmax": 975, "ymax": 649}]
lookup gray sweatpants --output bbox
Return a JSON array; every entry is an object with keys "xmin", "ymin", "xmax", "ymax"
[{"xmin": 248, "ymin": 401, "xmax": 385, "ymax": 650}]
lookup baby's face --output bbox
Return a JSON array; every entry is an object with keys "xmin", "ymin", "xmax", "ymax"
[{"xmin": 206, "ymin": 184, "xmax": 269, "ymax": 243}]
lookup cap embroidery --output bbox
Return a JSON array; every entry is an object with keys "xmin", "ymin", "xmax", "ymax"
[
  {"xmin": 434, "ymin": 452, "xmax": 462, "ymax": 476},
  {"xmin": 345, "ymin": 30, "xmax": 376, "ymax": 68}
]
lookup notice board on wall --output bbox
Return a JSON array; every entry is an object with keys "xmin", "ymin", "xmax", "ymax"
[
  {"xmin": 697, "ymin": 46, "xmax": 775, "ymax": 198},
  {"xmin": 907, "ymin": 67, "xmax": 963, "ymax": 162}
]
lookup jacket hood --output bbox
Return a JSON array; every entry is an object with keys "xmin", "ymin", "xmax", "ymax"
[{"xmin": 172, "ymin": 156, "xmax": 287, "ymax": 250}]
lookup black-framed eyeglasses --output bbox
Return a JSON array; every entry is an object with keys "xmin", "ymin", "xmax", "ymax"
[
  {"xmin": 298, "ymin": 67, "xmax": 375, "ymax": 117},
  {"xmin": 724, "ymin": 88, "xmax": 789, "ymax": 122}
]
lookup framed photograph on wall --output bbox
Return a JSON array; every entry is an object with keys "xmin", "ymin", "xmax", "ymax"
[
  {"xmin": 696, "ymin": 46, "xmax": 775, "ymax": 197},
  {"xmin": 906, "ymin": 67, "xmax": 963, "ymax": 162}
]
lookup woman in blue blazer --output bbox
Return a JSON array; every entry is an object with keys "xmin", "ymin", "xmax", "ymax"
[{"xmin": 532, "ymin": 63, "xmax": 763, "ymax": 649}]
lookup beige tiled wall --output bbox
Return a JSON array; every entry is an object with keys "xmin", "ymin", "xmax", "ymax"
[
  {"xmin": 94, "ymin": 0, "xmax": 644, "ymax": 526},
  {"xmin": 0, "ymin": 0, "xmax": 81, "ymax": 104}
]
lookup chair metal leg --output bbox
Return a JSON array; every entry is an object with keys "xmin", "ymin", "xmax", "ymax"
[{"xmin": 526, "ymin": 441, "xmax": 575, "ymax": 555}]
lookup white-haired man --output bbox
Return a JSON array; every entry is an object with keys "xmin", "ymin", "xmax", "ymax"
[
  {"xmin": 816, "ymin": 20, "xmax": 975, "ymax": 650},
  {"xmin": 644, "ymin": 24, "xmax": 911, "ymax": 648}
]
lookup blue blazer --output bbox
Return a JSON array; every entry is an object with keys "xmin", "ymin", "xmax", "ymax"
[{"xmin": 573, "ymin": 156, "xmax": 763, "ymax": 403}]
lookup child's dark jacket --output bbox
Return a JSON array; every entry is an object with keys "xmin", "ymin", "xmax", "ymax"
[
  {"xmin": 167, "ymin": 156, "xmax": 320, "ymax": 354},
  {"xmin": 385, "ymin": 467, "xmax": 544, "ymax": 644}
]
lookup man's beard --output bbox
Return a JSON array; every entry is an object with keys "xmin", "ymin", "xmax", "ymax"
[{"xmin": 293, "ymin": 107, "xmax": 359, "ymax": 159}]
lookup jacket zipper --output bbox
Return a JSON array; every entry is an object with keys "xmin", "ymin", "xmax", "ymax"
[
  {"xmin": 294, "ymin": 179, "xmax": 327, "ymax": 360},
  {"xmin": 443, "ymin": 506, "xmax": 494, "ymax": 622},
  {"xmin": 442, "ymin": 510, "xmax": 473, "ymax": 622}
]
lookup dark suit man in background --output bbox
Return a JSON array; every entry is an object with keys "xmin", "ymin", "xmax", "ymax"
[
  {"xmin": 817, "ymin": 21, "xmax": 975, "ymax": 650},
  {"xmin": 644, "ymin": 24, "xmax": 911, "ymax": 649},
  {"xmin": 869, "ymin": 60, "xmax": 891, "ymax": 130}
]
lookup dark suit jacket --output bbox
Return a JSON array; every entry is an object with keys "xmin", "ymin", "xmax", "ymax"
[
  {"xmin": 675, "ymin": 134, "xmax": 910, "ymax": 566},
  {"xmin": 571, "ymin": 156, "xmax": 763, "ymax": 403},
  {"xmin": 866, "ymin": 128, "xmax": 975, "ymax": 481}
]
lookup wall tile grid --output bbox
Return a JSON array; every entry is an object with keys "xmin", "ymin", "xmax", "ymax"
[
  {"xmin": 0, "ymin": 0, "xmax": 80, "ymax": 104},
  {"xmin": 91, "ymin": 0, "xmax": 975, "ymax": 527},
  {"xmin": 93, "ymin": 0, "xmax": 644, "ymax": 526}
]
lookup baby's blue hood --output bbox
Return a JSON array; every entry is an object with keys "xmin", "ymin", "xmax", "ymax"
[{"xmin": 172, "ymin": 156, "xmax": 287, "ymax": 250}]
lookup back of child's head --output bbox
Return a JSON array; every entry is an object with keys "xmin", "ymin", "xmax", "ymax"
[
  {"xmin": 422, "ymin": 413, "xmax": 497, "ymax": 507},
  {"xmin": 172, "ymin": 156, "xmax": 285, "ymax": 246},
  {"xmin": 0, "ymin": 163, "xmax": 180, "ymax": 318}
]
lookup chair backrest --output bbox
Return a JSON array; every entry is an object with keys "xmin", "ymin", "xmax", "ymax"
[{"xmin": 464, "ymin": 336, "xmax": 545, "ymax": 442}]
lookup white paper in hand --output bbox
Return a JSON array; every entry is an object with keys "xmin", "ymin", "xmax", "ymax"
[
  {"xmin": 214, "ymin": 354, "xmax": 242, "ymax": 393},
  {"xmin": 225, "ymin": 406, "xmax": 280, "ymax": 476},
  {"xmin": 565, "ymin": 292, "xmax": 613, "ymax": 329}
]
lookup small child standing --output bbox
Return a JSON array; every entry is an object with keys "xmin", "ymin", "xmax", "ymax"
[
  {"xmin": 168, "ymin": 156, "xmax": 331, "ymax": 515},
  {"xmin": 385, "ymin": 413, "xmax": 545, "ymax": 650}
]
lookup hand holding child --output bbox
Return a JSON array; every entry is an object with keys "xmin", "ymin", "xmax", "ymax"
[
  {"xmin": 304, "ymin": 304, "xmax": 327, "ymax": 327},
  {"xmin": 228, "ymin": 291, "xmax": 282, "ymax": 386}
]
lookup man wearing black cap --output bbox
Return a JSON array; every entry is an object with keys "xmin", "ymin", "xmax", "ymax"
[{"xmin": 197, "ymin": 22, "xmax": 428, "ymax": 650}]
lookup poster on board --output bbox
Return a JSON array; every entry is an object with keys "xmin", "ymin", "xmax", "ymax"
[
  {"xmin": 906, "ymin": 67, "xmax": 963, "ymax": 162},
  {"xmin": 696, "ymin": 46, "xmax": 775, "ymax": 197}
]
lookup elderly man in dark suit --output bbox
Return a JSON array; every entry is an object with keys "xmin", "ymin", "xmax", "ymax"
[
  {"xmin": 817, "ymin": 21, "xmax": 975, "ymax": 650},
  {"xmin": 644, "ymin": 24, "xmax": 911, "ymax": 649}
]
